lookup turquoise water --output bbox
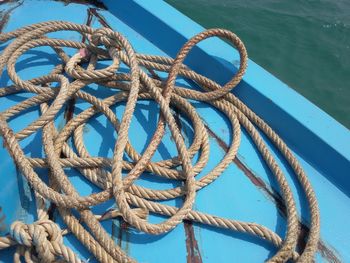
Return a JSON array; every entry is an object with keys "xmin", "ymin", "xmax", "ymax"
[{"xmin": 166, "ymin": 0, "xmax": 350, "ymax": 129}]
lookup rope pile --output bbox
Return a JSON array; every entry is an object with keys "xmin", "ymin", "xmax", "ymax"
[{"xmin": 0, "ymin": 21, "xmax": 320, "ymax": 262}]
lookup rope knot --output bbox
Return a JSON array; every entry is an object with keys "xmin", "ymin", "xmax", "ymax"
[{"xmin": 10, "ymin": 220, "xmax": 67, "ymax": 262}]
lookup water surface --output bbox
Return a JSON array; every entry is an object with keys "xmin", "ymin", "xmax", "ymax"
[{"xmin": 166, "ymin": 0, "xmax": 350, "ymax": 129}]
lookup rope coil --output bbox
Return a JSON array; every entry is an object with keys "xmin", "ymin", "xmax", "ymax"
[{"xmin": 0, "ymin": 21, "xmax": 319, "ymax": 262}]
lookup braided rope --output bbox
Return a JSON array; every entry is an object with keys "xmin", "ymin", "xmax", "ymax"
[{"xmin": 0, "ymin": 21, "xmax": 319, "ymax": 263}]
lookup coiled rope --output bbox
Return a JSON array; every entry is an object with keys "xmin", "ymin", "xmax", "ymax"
[{"xmin": 0, "ymin": 21, "xmax": 320, "ymax": 262}]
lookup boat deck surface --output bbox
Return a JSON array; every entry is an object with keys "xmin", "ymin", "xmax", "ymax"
[{"xmin": 0, "ymin": 1, "xmax": 349, "ymax": 262}]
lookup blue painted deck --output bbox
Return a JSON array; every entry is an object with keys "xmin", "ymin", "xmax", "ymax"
[{"xmin": 0, "ymin": 0, "xmax": 349, "ymax": 262}]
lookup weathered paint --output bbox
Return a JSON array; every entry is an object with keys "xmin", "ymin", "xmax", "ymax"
[
  {"xmin": 0, "ymin": 1, "xmax": 23, "ymax": 32},
  {"xmin": 0, "ymin": 207, "xmax": 6, "ymax": 234},
  {"xmin": 184, "ymin": 220, "xmax": 203, "ymax": 263},
  {"xmin": 54, "ymin": 0, "xmax": 106, "ymax": 9},
  {"xmin": 115, "ymin": 217, "xmax": 130, "ymax": 256},
  {"xmin": 205, "ymin": 124, "xmax": 342, "ymax": 262},
  {"xmin": 318, "ymin": 241, "xmax": 341, "ymax": 263},
  {"xmin": 89, "ymin": 7, "xmax": 112, "ymax": 29}
]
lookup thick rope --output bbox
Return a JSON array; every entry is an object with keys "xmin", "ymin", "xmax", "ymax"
[{"xmin": 0, "ymin": 21, "xmax": 320, "ymax": 263}]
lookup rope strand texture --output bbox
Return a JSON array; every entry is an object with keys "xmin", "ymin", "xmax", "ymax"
[{"xmin": 0, "ymin": 21, "xmax": 320, "ymax": 263}]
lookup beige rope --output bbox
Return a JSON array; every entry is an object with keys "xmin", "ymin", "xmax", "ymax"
[{"xmin": 0, "ymin": 21, "xmax": 319, "ymax": 262}]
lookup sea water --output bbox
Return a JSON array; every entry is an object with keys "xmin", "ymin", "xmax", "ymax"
[{"xmin": 167, "ymin": 0, "xmax": 350, "ymax": 129}]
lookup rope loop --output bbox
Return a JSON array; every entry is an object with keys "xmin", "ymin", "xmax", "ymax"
[
  {"xmin": 0, "ymin": 21, "xmax": 320, "ymax": 263},
  {"xmin": 166, "ymin": 28, "xmax": 248, "ymax": 102}
]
